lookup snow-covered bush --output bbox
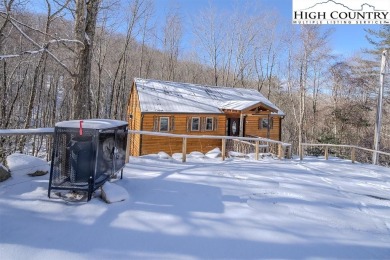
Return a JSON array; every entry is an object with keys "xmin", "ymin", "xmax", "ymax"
[{"xmin": 6, "ymin": 153, "xmax": 50, "ymax": 176}]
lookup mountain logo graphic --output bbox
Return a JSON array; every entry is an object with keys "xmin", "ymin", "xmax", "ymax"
[
  {"xmin": 299, "ymin": 0, "xmax": 385, "ymax": 12},
  {"xmin": 292, "ymin": 0, "xmax": 390, "ymax": 25}
]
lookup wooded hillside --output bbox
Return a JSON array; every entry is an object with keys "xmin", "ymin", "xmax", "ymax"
[{"xmin": 0, "ymin": 0, "xmax": 389, "ymax": 161}]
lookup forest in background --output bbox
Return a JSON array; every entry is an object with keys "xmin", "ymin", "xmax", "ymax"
[{"xmin": 0, "ymin": 0, "xmax": 389, "ymax": 162}]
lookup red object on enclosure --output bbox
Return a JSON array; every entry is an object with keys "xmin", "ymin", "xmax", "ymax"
[{"xmin": 79, "ymin": 120, "xmax": 83, "ymax": 135}]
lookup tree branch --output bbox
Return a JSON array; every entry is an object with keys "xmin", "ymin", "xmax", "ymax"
[
  {"xmin": 7, "ymin": 17, "xmax": 74, "ymax": 76},
  {"xmin": 0, "ymin": 49, "xmax": 44, "ymax": 60}
]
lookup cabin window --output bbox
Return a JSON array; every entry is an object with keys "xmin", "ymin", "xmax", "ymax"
[
  {"xmin": 191, "ymin": 117, "xmax": 200, "ymax": 131},
  {"xmin": 159, "ymin": 117, "xmax": 169, "ymax": 132},
  {"xmin": 260, "ymin": 118, "xmax": 273, "ymax": 129},
  {"xmin": 206, "ymin": 117, "xmax": 214, "ymax": 131}
]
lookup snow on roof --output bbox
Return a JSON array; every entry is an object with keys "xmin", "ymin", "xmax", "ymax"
[
  {"xmin": 55, "ymin": 119, "xmax": 127, "ymax": 129},
  {"xmin": 134, "ymin": 78, "xmax": 285, "ymax": 115},
  {"xmin": 220, "ymin": 100, "xmax": 263, "ymax": 111}
]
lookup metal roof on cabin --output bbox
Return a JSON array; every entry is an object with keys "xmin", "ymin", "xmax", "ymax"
[{"xmin": 134, "ymin": 78, "xmax": 285, "ymax": 115}]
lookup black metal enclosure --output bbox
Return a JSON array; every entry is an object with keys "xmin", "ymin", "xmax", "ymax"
[{"xmin": 48, "ymin": 119, "xmax": 128, "ymax": 201}]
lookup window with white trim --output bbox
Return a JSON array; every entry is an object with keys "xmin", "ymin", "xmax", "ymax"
[
  {"xmin": 191, "ymin": 117, "xmax": 200, "ymax": 131},
  {"xmin": 159, "ymin": 117, "xmax": 169, "ymax": 132},
  {"xmin": 206, "ymin": 117, "xmax": 214, "ymax": 131}
]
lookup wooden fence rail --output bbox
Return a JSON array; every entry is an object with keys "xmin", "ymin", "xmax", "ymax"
[
  {"xmin": 0, "ymin": 128, "xmax": 54, "ymax": 136},
  {"xmin": 5, "ymin": 128, "xmax": 389, "ymax": 166},
  {"xmin": 0, "ymin": 128, "xmax": 55, "ymax": 162},
  {"xmin": 300, "ymin": 143, "xmax": 390, "ymax": 166},
  {"xmin": 128, "ymin": 130, "xmax": 292, "ymax": 162},
  {"xmin": 1, "ymin": 128, "xmax": 291, "ymax": 163}
]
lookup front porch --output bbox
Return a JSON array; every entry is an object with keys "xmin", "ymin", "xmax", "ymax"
[{"xmin": 221, "ymin": 101, "xmax": 281, "ymax": 139}]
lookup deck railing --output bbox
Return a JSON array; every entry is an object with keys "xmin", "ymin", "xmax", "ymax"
[
  {"xmin": 0, "ymin": 128, "xmax": 55, "ymax": 163},
  {"xmin": 300, "ymin": 143, "xmax": 390, "ymax": 167},
  {"xmin": 127, "ymin": 130, "xmax": 292, "ymax": 162},
  {"xmin": 2, "ymin": 128, "xmax": 389, "ymax": 167},
  {"xmin": 226, "ymin": 139, "xmax": 292, "ymax": 160},
  {"xmin": 0, "ymin": 128, "xmax": 291, "ymax": 163}
]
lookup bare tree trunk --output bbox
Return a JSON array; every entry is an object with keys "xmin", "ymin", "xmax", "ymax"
[
  {"xmin": 94, "ymin": 16, "xmax": 110, "ymax": 118},
  {"xmin": 298, "ymin": 56, "xmax": 307, "ymax": 155},
  {"xmin": 0, "ymin": 1, "xmax": 12, "ymax": 163},
  {"xmin": 1, "ymin": 61, "xmax": 7, "ymax": 128},
  {"xmin": 72, "ymin": 0, "xmax": 101, "ymax": 119},
  {"xmin": 108, "ymin": 0, "xmax": 143, "ymax": 118},
  {"xmin": 193, "ymin": 6, "xmax": 224, "ymax": 86},
  {"xmin": 18, "ymin": 0, "xmax": 73, "ymax": 150},
  {"xmin": 162, "ymin": 10, "xmax": 182, "ymax": 81},
  {"xmin": 266, "ymin": 45, "xmax": 276, "ymax": 99},
  {"xmin": 138, "ymin": 2, "xmax": 154, "ymax": 78},
  {"xmin": 0, "ymin": 0, "xmax": 15, "ymax": 130}
]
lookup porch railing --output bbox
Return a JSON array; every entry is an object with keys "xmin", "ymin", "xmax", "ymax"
[
  {"xmin": 300, "ymin": 143, "xmax": 390, "ymax": 167},
  {"xmin": 4, "ymin": 128, "xmax": 390, "ymax": 167},
  {"xmin": 127, "ymin": 130, "xmax": 292, "ymax": 162}
]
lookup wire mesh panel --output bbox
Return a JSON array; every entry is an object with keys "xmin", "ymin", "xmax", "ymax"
[
  {"xmin": 48, "ymin": 120, "xmax": 128, "ymax": 201},
  {"xmin": 96, "ymin": 126, "xmax": 128, "ymax": 178},
  {"xmin": 50, "ymin": 128, "xmax": 95, "ymax": 187}
]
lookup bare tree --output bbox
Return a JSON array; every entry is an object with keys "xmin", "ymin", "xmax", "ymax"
[
  {"xmin": 161, "ymin": 9, "xmax": 182, "ymax": 81},
  {"xmin": 253, "ymin": 17, "xmax": 280, "ymax": 97},
  {"xmin": 93, "ymin": 12, "xmax": 111, "ymax": 118},
  {"xmin": 0, "ymin": 0, "xmax": 16, "ymax": 129},
  {"xmin": 107, "ymin": 0, "xmax": 148, "ymax": 118},
  {"xmin": 72, "ymin": 0, "xmax": 101, "ymax": 119},
  {"xmin": 138, "ymin": 0, "xmax": 154, "ymax": 78},
  {"xmin": 20, "ymin": 0, "xmax": 71, "ymax": 150},
  {"xmin": 193, "ymin": 5, "xmax": 225, "ymax": 86},
  {"xmin": 284, "ymin": 25, "xmax": 332, "ymax": 155}
]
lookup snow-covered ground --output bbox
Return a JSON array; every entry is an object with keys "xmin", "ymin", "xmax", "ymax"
[{"xmin": 1, "ymin": 155, "xmax": 390, "ymax": 259}]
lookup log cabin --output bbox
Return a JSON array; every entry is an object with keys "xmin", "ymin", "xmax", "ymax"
[{"xmin": 128, "ymin": 78, "xmax": 285, "ymax": 156}]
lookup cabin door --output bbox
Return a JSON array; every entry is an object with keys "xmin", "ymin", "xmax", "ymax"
[{"xmin": 228, "ymin": 118, "xmax": 240, "ymax": 136}]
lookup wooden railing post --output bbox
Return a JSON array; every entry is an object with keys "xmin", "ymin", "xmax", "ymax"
[
  {"xmin": 182, "ymin": 137, "xmax": 187, "ymax": 163},
  {"xmin": 287, "ymin": 146, "xmax": 292, "ymax": 159},
  {"xmin": 255, "ymin": 140, "xmax": 259, "ymax": 160},
  {"xmin": 222, "ymin": 138, "xmax": 226, "ymax": 161},
  {"xmin": 299, "ymin": 144, "xmax": 303, "ymax": 160},
  {"xmin": 125, "ymin": 133, "xmax": 131, "ymax": 163},
  {"xmin": 278, "ymin": 143, "xmax": 283, "ymax": 159},
  {"xmin": 373, "ymin": 151, "xmax": 378, "ymax": 165},
  {"xmin": 325, "ymin": 146, "xmax": 329, "ymax": 160},
  {"xmin": 351, "ymin": 147, "xmax": 356, "ymax": 163}
]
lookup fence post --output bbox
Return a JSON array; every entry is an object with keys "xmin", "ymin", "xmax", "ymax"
[
  {"xmin": 373, "ymin": 151, "xmax": 378, "ymax": 165},
  {"xmin": 222, "ymin": 138, "xmax": 226, "ymax": 161},
  {"xmin": 299, "ymin": 144, "xmax": 303, "ymax": 160},
  {"xmin": 325, "ymin": 146, "xmax": 329, "ymax": 160},
  {"xmin": 125, "ymin": 133, "xmax": 131, "ymax": 163},
  {"xmin": 278, "ymin": 143, "xmax": 283, "ymax": 159},
  {"xmin": 182, "ymin": 137, "xmax": 187, "ymax": 163},
  {"xmin": 255, "ymin": 140, "xmax": 259, "ymax": 160},
  {"xmin": 351, "ymin": 147, "xmax": 356, "ymax": 163},
  {"xmin": 287, "ymin": 146, "xmax": 292, "ymax": 159}
]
